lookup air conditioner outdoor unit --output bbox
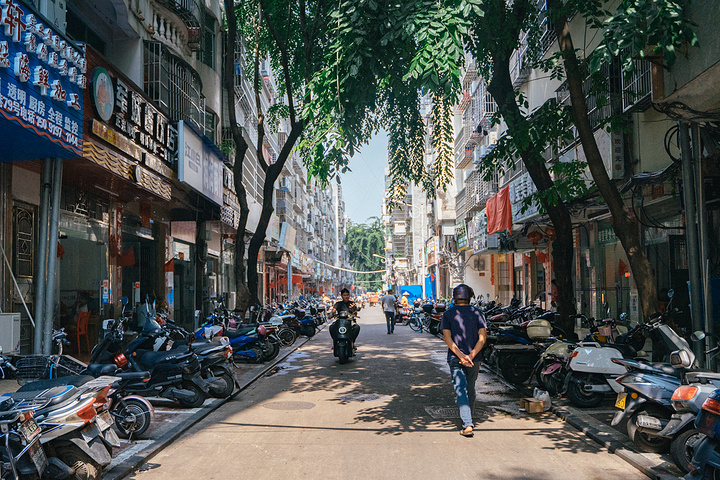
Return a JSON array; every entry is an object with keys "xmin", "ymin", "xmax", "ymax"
[{"xmin": 0, "ymin": 313, "xmax": 21, "ymax": 353}]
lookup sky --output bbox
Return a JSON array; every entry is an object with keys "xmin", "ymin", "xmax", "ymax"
[{"xmin": 339, "ymin": 131, "xmax": 388, "ymax": 225}]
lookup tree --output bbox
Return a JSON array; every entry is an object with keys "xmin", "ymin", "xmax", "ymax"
[
  {"xmin": 345, "ymin": 217, "xmax": 386, "ymax": 291},
  {"xmin": 546, "ymin": 0, "xmax": 698, "ymax": 319},
  {"xmin": 230, "ymin": 0, "xmax": 334, "ymax": 306},
  {"xmin": 223, "ymin": 0, "xmax": 251, "ymax": 313}
]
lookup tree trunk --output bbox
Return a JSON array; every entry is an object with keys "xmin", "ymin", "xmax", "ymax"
[
  {"xmin": 223, "ymin": 0, "xmax": 251, "ymax": 313},
  {"xmin": 487, "ymin": 54, "xmax": 577, "ymax": 333},
  {"xmin": 550, "ymin": 3, "xmax": 660, "ymax": 320},
  {"xmin": 247, "ymin": 126, "xmax": 303, "ymax": 306}
]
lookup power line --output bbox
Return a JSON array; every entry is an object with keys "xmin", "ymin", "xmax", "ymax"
[{"xmin": 313, "ymin": 257, "xmax": 387, "ymax": 274}]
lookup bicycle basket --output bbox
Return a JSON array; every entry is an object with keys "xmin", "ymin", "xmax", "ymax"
[{"xmin": 14, "ymin": 356, "xmax": 52, "ymax": 384}]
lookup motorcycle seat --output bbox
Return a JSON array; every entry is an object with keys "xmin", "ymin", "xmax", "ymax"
[
  {"xmin": 610, "ymin": 343, "xmax": 637, "ymax": 358},
  {"xmin": 114, "ymin": 371, "xmax": 151, "ymax": 381},
  {"xmin": 9, "ymin": 385, "xmax": 78, "ymax": 408},
  {"xmin": 17, "ymin": 375, "xmax": 95, "ymax": 392},
  {"xmin": 225, "ymin": 325, "xmax": 256, "ymax": 337},
  {"xmin": 136, "ymin": 349, "xmax": 193, "ymax": 366},
  {"xmin": 86, "ymin": 363, "xmax": 119, "ymax": 376}
]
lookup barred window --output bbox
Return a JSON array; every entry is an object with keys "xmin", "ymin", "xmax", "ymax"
[{"xmin": 144, "ymin": 41, "xmax": 204, "ymax": 130}]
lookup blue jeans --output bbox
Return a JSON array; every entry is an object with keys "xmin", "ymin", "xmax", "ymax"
[
  {"xmin": 384, "ymin": 311, "xmax": 395, "ymax": 333},
  {"xmin": 449, "ymin": 357, "xmax": 480, "ymax": 428}
]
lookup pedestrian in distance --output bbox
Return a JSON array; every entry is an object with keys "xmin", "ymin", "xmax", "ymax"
[
  {"xmin": 380, "ymin": 289, "xmax": 397, "ymax": 334},
  {"xmin": 441, "ymin": 283, "xmax": 487, "ymax": 437}
]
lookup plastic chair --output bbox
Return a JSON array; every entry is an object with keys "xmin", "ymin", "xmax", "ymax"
[{"xmin": 76, "ymin": 311, "xmax": 91, "ymax": 354}]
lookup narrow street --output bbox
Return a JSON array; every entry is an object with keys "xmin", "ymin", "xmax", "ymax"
[{"xmin": 126, "ymin": 307, "xmax": 645, "ymax": 480}]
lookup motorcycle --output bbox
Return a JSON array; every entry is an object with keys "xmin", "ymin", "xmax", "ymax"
[{"xmin": 331, "ymin": 311, "xmax": 357, "ymax": 364}]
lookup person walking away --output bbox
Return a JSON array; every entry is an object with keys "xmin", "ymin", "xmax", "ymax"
[
  {"xmin": 380, "ymin": 289, "xmax": 397, "ymax": 334},
  {"xmin": 441, "ymin": 284, "xmax": 487, "ymax": 437}
]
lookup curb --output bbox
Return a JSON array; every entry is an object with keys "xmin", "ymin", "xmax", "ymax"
[
  {"xmin": 102, "ymin": 329, "xmax": 321, "ymax": 480},
  {"xmin": 551, "ymin": 405, "xmax": 682, "ymax": 480}
]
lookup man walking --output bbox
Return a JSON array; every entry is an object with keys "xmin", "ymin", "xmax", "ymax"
[
  {"xmin": 441, "ymin": 284, "xmax": 487, "ymax": 437},
  {"xmin": 380, "ymin": 289, "xmax": 397, "ymax": 334}
]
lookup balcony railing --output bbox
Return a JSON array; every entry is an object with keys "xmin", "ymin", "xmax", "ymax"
[{"xmin": 622, "ymin": 59, "xmax": 652, "ymax": 112}]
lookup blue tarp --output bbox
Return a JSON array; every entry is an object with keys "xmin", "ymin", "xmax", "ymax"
[{"xmin": 399, "ymin": 285, "xmax": 422, "ymax": 302}]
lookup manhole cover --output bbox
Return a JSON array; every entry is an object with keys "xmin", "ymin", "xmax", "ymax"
[
  {"xmin": 339, "ymin": 394, "xmax": 391, "ymax": 402},
  {"xmin": 262, "ymin": 401, "xmax": 316, "ymax": 410},
  {"xmin": 424, "ymin": 406, "xmax": 488, "ymax": 419}
]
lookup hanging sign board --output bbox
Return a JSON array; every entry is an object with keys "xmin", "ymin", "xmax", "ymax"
[
  {"xmin": 0, "ymin": 0, "xmax": 85, "ymax": 160},
  {"xmin": 177, "ymin": 120, "xmax": 223, "ymax": 205}
]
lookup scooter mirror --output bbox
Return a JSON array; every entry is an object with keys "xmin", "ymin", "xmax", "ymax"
[
  {"xmin": 691, "ymin": 331, "xmax": 707, "ymax": 342},
  {"xmin": 121, "ymin": 296, "xmax": 129, "ymax": 305},
  {"xmin": 670, "ymin": 349, "xmax": 693, "ymax": 368},
  {"xmin": 668, "ymin": 289, "xmax": 674, "ymax": 298}
]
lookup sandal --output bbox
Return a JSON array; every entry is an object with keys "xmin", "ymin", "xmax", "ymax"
[{"xmin": 460, "ymin": 426, "xmax": 474, "ymax": 437}]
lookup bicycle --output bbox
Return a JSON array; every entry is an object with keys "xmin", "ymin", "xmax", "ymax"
[{"xmin": 407, "ymin": 313, "xmax": 424, "ymax": 332}]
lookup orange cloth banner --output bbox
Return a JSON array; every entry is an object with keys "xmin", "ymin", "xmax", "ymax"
[{"xmin": 486, "ymin": 186, "xmax": 512, "ymax": 234}]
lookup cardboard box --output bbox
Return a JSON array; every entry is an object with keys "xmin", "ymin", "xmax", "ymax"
[{"xmin": 520, "ymin": 397, "xmax": 544, "ymax": 414}]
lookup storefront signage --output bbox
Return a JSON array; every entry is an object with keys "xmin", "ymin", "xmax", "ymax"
[
  {"xmin": 426, "ymin": 236, "xmax": 438, "ymax": 266},
  {"xmin": 0, "ymin": 0, "xmax": 85, "ymax": 159},
  {"xmin": 598, "ymin": 226, "xmax": 618, "ymax": 245},
  {"xmin": 102, "ymin": 72, "xmax": 177, "ymax": 164},
  {"xmin": 456, "ymin": 220, "xmax": 468, "ymax": 251},
  {"xmin": 279, "ymin": 222, "xmax": 296, "ymax": 251},
  {"xmin": 177, "ymin": 120, "xmax": 223, "ymax": 205},
  {"xmin": 101, "ymin": 279, "xmax": 109, "ymax": 304}
]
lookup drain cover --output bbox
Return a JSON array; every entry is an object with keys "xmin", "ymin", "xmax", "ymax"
[
  {"xmin": 339, "ymin": 394, "xmax": 391, "ymax": 402},
  {"xmin": 262, "ymin": 401, "xmax": 316, "ymax": 410},
  {"xmin": 424, "ymin": 406, "xmax": 488, "ymax": 419}
]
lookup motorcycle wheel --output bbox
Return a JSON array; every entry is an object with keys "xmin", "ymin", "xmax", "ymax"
[
  {"xmin": 670, "ymin": 428, "xmax": 705, "ymax": 473},
  {"xmin": 177, "ymin": 381, "xmax": 206, "ymax": 408},
  {"xmin": 499, "ymin": 353, "xmax": 534, "ymax": 385},
  {"xmin": 261, "ymin": 339, "xmax": 281, "ymax": 362},
  {"xmin": 626, "ymin": 407, "xmax": 672, "ymax": 453},
  {"xmin": 338, "ymin": 346, "xmax": 349, "ymax": 364},
  {"xmin": 204, "ymin": 370, "xmax": 235, "ymax": 399},
  {"xmin": 566, "ymin": 374, "xmax": 605, "ymax": 408},
  {"xmin": 114, "ymin": 398, "xmax": 152, "ymax": 438},
  {"xmin": 277, "ymin": 328, "xmax": 296, "ymax": 346},
  {"xmin": 300, "ymin": 324, "xmax": 316, "ymax": 337},
  {"xmin": 249, "ymin": 344, "xmax": 265, "ymax": 363},
  {"xmin": 55, "ymin": 446, "xmax": 101, "ymax": 480},
  {"xmin": 429, "ymin": 322, "xmax": 441, "ymax": 336}
]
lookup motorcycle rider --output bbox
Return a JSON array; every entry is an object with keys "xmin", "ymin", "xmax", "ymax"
[{"xmin": 330, "ymin": 288, "xmax": 360, "ymax": 345}]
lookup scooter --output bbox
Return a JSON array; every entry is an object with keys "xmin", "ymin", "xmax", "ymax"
[{"xmin": 331, "ymin": 311, "xmax": 357, "ymax": 364}]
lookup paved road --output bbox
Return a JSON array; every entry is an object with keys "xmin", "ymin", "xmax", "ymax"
[{"xmin": 126, "ymin": 307, "xmax": 647, "ymax": 480}]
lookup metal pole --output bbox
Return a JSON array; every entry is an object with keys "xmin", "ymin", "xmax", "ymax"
[
  {"xmin": 287, "ymin": 252, "xmax": 292, "ymax": 300},
  {"xmin": 693, "ymin": 124, "xmax": 715, "ymax": 368},
  {"xmin": 33, "ymin": 158, "xmax": 52, "ymax": 354},
  {"xmin": 679, "ymin": 123, "xmax": 704, "ymax": 366},
  {"xmin": 43, "ymin": 158, "xmax": 63, "ymax": 354}
]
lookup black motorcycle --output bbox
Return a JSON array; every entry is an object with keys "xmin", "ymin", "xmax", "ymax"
[{"xmin": 330, "ymin": 311, "xmax": 358, "ymax": 364}]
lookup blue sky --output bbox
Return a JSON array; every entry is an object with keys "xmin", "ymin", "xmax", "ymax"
[{"xmin": 339, "ymin": 131, "xmax": 388, "ymax": 225}]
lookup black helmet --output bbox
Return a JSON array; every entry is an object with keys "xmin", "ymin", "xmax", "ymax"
[{"xmin": 452, "ymin": 284, "xmax": 474, "ymax": 301}]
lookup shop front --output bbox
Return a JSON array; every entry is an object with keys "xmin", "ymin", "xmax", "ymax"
[{"xmin": 1, "ymin": 1, "xmax": 86, "ymax": 352}]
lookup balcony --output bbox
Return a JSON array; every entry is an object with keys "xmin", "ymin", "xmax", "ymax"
[
  {"xmin": 153, "ymin": 0, "xmax": 202, "ymax": 49},
  {"xmin": 510, "ymin": 31, "xmax": 530, "ymax": 88},
  {"xmin": 455, "ymin": 187, "xmax": 469, "ymax": 221}
]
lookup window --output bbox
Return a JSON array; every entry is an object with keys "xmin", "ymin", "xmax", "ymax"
[
  {"xmin": 200, "ymin": 12, "xmax": 216, "ymax": 69},
  {"xmin": 144, "ymin": 41, "xmax": 204, "ymax": 129},
  {"xmin": 13, "ymin": 204, "xmax": 35, "ymax": 278},
  {"xmin": 66, "ymin": 8, "xmax": 106, "ymax": 55},
  {"xmin": 204, "ymin": 109, "xmax": 217, "ymax": 143}
]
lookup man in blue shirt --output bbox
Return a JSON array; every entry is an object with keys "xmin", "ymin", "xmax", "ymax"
[{"xmin": 441, "ymin": 284, "xmax": 487, "ymax": 437}]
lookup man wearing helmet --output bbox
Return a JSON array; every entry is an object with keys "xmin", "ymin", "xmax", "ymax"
[
  {"xmin": 329, "ymin": 288, "xmax": 360, "ymax": 344},
  {"xmin": 441, "ymin": 284, "xmax": 487, "ymax": 437}
]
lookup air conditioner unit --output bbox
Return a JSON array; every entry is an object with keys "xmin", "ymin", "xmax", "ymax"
[{"xmin": 0, "ymin": 313, "xmax": 21, "ymax": 353}]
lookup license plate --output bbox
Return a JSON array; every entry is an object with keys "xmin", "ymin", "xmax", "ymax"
[
  {"xmin": 615, "ymin": 392, "xmax": 627, "ymax": 410},
  {"xmin": 96, "ymin": 410, "xmax": 113, "ymax": 431},
  {"xmin": 81, "ymin": 423, "xmax": 100, "ymax": 444},
  {"xmin": 18, "ymin": 418, "xmax": 41, "ymax": 443},
  {"xmin": 28, "ymin": 439, "xmax": 48, "ymax": 475}
]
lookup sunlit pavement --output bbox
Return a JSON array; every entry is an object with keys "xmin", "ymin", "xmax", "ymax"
[{"xmin": 120, "ymin": 307, "xmax": 654, "ymax": 480}]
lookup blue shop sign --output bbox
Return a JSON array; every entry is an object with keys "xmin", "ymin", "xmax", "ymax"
[{"xmin": 0, "ymin": 0, "xmax": 85, "ymax": 160}]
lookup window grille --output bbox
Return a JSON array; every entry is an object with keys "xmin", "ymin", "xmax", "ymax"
[
  {"xmin": 144, "ymin": 41, "xmax": 204, "ymax": 130},
  {"xmin": 13, "ymin": 205, "xmax": 34, "ymax": 278}
]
